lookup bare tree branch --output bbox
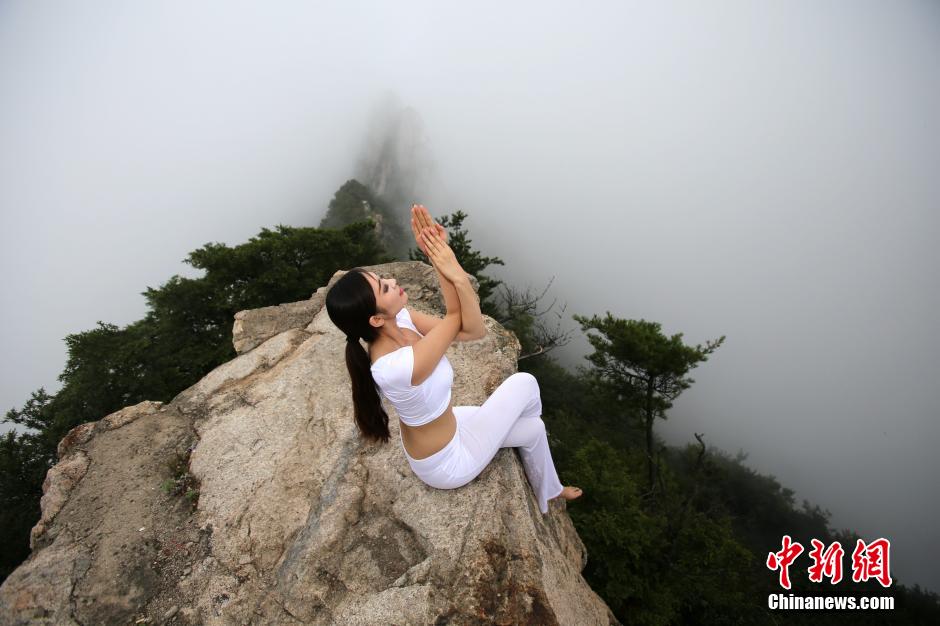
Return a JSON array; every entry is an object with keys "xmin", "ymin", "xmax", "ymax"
[{"xmin": 493, "ymin": 276, "xmax": 576, "ymax": 359}]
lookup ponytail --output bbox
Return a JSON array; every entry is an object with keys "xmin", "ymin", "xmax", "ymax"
[
  {"xmin": 345, "ymin": 337, "xmax": 390, "ymax": 443},
  {"xmin": 326, "ymin": 267, "xmax": 392, "ymax": 444}
]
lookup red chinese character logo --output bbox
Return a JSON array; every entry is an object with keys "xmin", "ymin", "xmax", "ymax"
[
  {"xmin": 767, "ymin": 534, "xmax": 804, "ymax": 589},
  {"xmin": 807, "ymin": 539, "xmax": 844, "ymax": 584},
  {"xmin": 851, "ymin": 537, "xmax": 892, "ymax": 587}
]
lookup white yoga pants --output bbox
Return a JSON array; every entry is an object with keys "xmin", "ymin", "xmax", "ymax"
[{"xmin": 399, "ymin": 372, "xmax": 565, "ymax": 515}]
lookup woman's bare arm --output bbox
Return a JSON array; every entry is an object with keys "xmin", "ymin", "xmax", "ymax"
[
  {"xmin": 435, "ymin": 265, "xmax": 462, "ymax": 315},
  {"xmin": 450, "ymin": 275, "xmax": 485, "ymax": 338},
  {"xmin": 411, "ymin": 204, "xmax": 471, "ymax": 322}
]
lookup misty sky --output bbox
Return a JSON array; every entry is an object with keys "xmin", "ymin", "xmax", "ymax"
[{"xmin": 1, "ymin": 1, "xmax": 937, "ymax": 594}]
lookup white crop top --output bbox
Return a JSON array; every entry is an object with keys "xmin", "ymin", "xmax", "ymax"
[{"xmin": 370, "ymin": 307, "xmax": 454, "ymax": 427}]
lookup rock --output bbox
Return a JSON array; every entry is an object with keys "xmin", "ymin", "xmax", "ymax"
[
  {"xmin": 28, "ymin": 451, "xmax": 90, "ymax": 550},
  {"xmin": 0, "ymin": 261, "xmax": 619, "ymax": 625},
  {"xmin": 232, "ymin": 295, "xmax": 326, "ymax": 356}
]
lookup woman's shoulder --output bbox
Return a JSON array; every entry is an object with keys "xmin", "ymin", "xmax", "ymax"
[
  {"xmin": 397, "ymin": 307, "xmax": 422, "ymax": 335},
  {"xmin": 371, "ymin": 337, "xmax": 402, "ymax": 363},
  {"xmin": 397, "ymin": 305, "xmax": 415, "ymax": 324},
  {"xmin": 370, "ymin": 342, "xmax": 414, "ymax": 374},
  {"xmin": 371, "ymin": 344, "xmax": 415, "ymax": 391}
]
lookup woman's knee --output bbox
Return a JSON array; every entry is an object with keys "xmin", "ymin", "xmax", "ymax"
[
  {"xmin": 510, "ymin": 372, "xmax": 541, "ymax": 416},
  {"xmin": 510, "ymin": 371, "xmax": 539, "ymax": 391}
]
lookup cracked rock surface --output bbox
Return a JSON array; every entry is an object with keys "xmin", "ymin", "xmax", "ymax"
[{"xmin": 0, "ymin": 261, "xmax": 619, "ymax": 625}]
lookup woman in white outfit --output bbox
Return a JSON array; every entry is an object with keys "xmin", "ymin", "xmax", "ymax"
[{"xmin": 325, "ymin": 204, "xmax": 582, "ymax": 515}]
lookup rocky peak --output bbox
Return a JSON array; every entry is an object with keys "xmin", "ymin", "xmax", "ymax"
[{"xmin": 0, "ymin": 261, "xmax": 618, "ymax": 625}]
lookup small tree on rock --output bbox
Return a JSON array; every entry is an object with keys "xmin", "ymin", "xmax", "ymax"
[{"xmin": 573, "ymin": 312, "xmax": 725, "ymax": 493}]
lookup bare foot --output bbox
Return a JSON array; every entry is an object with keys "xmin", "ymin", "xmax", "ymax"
[{"xmin": 554, "ymin": 486, "xmax": 583, "ymax": 502}]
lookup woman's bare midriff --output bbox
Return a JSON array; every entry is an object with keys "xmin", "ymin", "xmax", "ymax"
[{"xmin": 399, "ymin": 400, "xmax": 457, "ymax": 460}]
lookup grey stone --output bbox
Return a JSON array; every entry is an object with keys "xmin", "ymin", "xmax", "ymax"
[{"xmin": 0, "ymin": 261, "xmax": 618, "ymax": 626}]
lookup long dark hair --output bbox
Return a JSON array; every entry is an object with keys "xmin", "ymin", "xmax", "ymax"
[{"xmin": 325, "ymin": 267, "xmax": 390, "ymax": 443}]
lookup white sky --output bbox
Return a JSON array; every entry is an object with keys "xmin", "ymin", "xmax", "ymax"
[{"xmin": 1, "ymin": 0, "xmax": 938, "ymax": 594}]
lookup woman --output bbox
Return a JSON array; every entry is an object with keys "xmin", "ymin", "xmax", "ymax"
[{"xmin": 324, "ymin": 204, "xmax": 582, "ymax": 515}]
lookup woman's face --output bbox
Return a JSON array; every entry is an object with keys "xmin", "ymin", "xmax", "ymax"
[{"xmin": 363, "ymin": 271, "xmax": 407, "ymax": 319}]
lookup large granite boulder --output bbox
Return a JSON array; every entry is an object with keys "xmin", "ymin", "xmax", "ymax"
[{"xmin": 0, "ymin": 261, "xmax": 619, "ymax": 625}]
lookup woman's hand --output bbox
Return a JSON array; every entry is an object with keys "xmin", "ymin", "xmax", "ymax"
[
  {"xmin": 410, "ymin": 204, "xmax": 448, "ymax": 257},
  {"xmin": 420, "ymin": 226, "xmax": 466, "ymax": 284}
]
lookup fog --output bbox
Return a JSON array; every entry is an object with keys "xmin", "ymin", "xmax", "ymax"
[{"xmin": 1, "ymin": 1, "xmax": 937, "ymax": 593}]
